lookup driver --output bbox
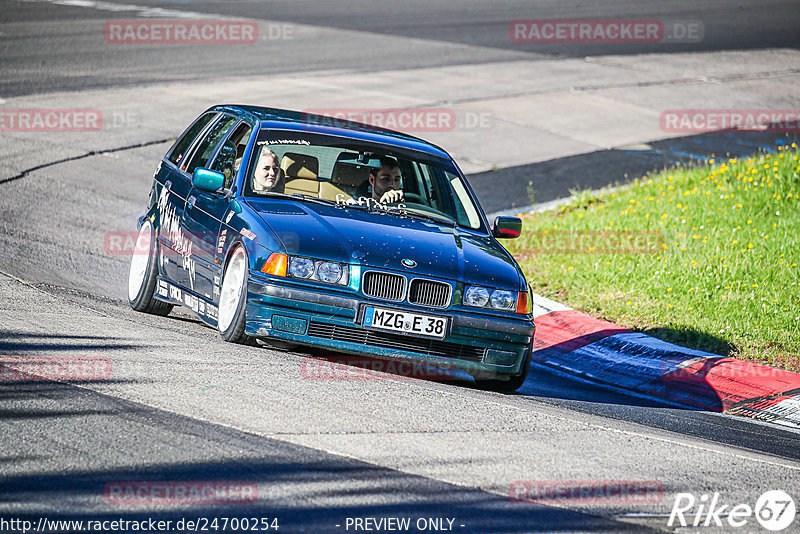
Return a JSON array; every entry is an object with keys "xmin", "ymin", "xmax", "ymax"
[
  {"xmin": 369, "ymin": 156, "xmax": 404, "ymax": 204},
  {"xmin": 252, "ymin": 147, "xmax": 285, "ymax": 193}
]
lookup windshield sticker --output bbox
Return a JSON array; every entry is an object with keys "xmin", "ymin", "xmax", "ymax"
[
  {"xmin": 257, "ymin": 139, "xmax": 311, "ymax": 146},
  {"xmin": 338, "ymin": 194, "xmax": 407, "ymax": 213}
]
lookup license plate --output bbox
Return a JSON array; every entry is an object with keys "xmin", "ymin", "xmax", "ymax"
[{"xmin": 362, "ymin": 306, "xmax": 448, "ymax": 339}]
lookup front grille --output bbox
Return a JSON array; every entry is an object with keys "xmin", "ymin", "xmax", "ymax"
[
  {"xmin": 307, "ymin": 321, "xmax": 484, "ymax": 362},
  {"xmin": 408, "ymin": 279, "xmax": 451, "ymax": 308},
  {"xmin": 362, "ymin": 271, "xmax": 405, "ymax": 301}
]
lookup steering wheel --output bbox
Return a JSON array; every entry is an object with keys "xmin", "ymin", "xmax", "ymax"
[{"xmin": 400, "ymin": 192, "xmax": 423, "ymax": 204}]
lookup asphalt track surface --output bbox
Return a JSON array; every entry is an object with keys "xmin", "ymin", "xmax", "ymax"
[
  {"xmin": 2, "ymin": 0, "xmax": 800, "ymax": 97},
  {"xmin": 2, "ymin": 1, "xmax": 800, "ymax": 533}
]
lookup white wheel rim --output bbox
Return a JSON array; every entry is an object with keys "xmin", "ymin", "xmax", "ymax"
[
  {"xmin": 128, "ymin": 220, "xmax": 152, "ymax": 302},
  {"xmin": 218, "ymin": 247, "xmax": 246, "ymax": 332}
]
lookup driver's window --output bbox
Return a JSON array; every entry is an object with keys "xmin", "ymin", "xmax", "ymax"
[{"xmin": 209, "ymin": 123, "xmax": 252, "ymax": 188}]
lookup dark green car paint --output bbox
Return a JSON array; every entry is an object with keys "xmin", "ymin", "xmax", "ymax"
[{"xmin": 141, "ymin": 105, "xmax": 534, "ymax": 384}]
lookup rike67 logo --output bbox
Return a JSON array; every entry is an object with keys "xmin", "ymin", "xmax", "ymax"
[{"xmin": 669, "ymin": 490, "xmax": 796, "ymax": 531}]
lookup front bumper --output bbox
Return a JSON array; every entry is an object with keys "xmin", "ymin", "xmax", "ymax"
[{"xmin": 244, "ymin": 273, "xmax": 535, "ymax": 378}]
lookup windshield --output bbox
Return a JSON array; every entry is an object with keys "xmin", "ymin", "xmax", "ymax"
[{"xmin": 244, "ymin": 130, "xmax": 485, "ymax": 231}]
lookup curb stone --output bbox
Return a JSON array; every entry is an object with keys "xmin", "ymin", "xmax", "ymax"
[{"xmin": 530, "ymin": 294, "xmax": 800, "ymax": 428}]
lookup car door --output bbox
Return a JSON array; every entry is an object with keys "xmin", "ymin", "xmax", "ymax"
[
  {"xmin": 180, "ymin": 115, "xmax": 241, "ymax": 297},
  {"xmin": 157, "ymin": 111, "xmax": 218, "ymax": 286}
]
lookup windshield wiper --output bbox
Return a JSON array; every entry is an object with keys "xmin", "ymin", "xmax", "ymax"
[
  {"xmin": 401, "ymin": 210, "xmax": 457, "ymax": 227},
  {"xmin": 290, "ymin": 193, "xmax": 338, "ymax": 206},
  {"xmin": 251, "ymin": 191, "xmax": 337, "ymax": 207}
]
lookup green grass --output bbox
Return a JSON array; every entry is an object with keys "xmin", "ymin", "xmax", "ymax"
[{"xmin": 505, "ymin": 144, "xmax": 800, "ymax": 371}]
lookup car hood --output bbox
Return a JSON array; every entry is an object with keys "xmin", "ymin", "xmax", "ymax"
[{"xmin": 248, "ymin": 199, "xmax": 522, "ymax": 290}]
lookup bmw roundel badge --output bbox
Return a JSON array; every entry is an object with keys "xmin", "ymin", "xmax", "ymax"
[{"xmin": 401, "ymin": 258, "xmax": 417, "ymax": 268}]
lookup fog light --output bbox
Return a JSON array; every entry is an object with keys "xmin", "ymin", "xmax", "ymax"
[
  {"xmin": 271, "ymin": 315, "xmax": 308, "ymax": 334},
  {"xmin": 484, "ymin": 349, "xmax": 517, "ymax": 366}
]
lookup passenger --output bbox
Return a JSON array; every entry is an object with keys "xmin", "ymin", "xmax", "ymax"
[
  {"xmin": 252, "ymin": 147, "xmax": 285, "ymax": 193},
  {"xmin": 369, "ymin": 156, "xmax": 404, "ymax": 204}
]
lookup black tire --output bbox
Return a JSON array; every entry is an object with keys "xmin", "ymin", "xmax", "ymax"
[
  {"xmin": 217, "ymin": 245, "xmax": 256, "ymax": 345},
  {"xmin": 128, "ymin": 219, "xmax": 173, "ymax": 316},
  {"xmin": 472, "ymin": 347, "xmax": 532, "ymax": 393}
]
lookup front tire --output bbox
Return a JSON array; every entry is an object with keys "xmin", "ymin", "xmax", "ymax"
[
  {"xmin": 218, "ymin": 246, "xmax": 255, "ymax": 345},
  {"xmin": 128, "ymin": 219, "xmax": 173, "ymax": 316},
  {"xmin": 472, "ymin": 348, "xmax": 532, "ymax": 393}
]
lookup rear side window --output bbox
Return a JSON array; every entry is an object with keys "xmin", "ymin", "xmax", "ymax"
[
  {"xmin": 167, "ymin": 113, "xmax": 216, "ymax": 166},
  {"xmin": 186, "ymin": 116, "xmax": 239, "ymax": 174}
]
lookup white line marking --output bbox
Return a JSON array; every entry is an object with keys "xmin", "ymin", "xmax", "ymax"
[
  {"xmin": 532, "ymin": 293, "xmax": 571, "ymax": 318},
  {"xmin": 37, "ymin": 0, "xmax": 214, "ymax": 19}
]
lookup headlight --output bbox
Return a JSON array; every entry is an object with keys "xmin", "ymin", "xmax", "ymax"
[
  {"xmin": 317, "ymin": 261, "xmax": 344, "ymax": 284},
  {"xmin": 463, "ymin": 286, "xmax": 490, "ymax": 307},
  {"xmin": 463, "ymin": 285, "xmax": 517, "ymax": 311},
  {"xmin": 288, "ymin": 256, "xmax": 349, "ymax": 285},
  {"xmin": 289, "ymin": 257, "xmax": 314, "ymax": 278},
  {"xmin": 491, "ymin": 290, "xmax": 516, "ymax": 311}
]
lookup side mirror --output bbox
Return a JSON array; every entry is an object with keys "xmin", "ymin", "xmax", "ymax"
[
  {"xmin": 492, "ymin": 216, "xmax": 522, "ymax": 239},
  {"xmin": 192, "ymin": 168, "xmax": 225, "ymax": 193}
]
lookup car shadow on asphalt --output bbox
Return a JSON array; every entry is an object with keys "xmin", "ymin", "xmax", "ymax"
[
  {"xmin": 0, "ymin": 330, "xmax": 151, "ymax": 353},
  {"xmin": 522, "ymin": 324, "xmax": 732, "ymax": 412},
  {"xmin": 295, "ymin": 347, "xmax": 476, "ymax": 387},
  {"xmin": 0, "ymin": 462, "xmax": 658, "ymax": 533},
  {"xmin": 0, "ymin": 330, "xmax": 159, "ymax": 388},
  {"xmin": 638, "ymin": 326, "xmax": 736, "ymax": 358},
  {"xmin": 0, "ymin": 379, "xmax": 659, "ymax": 533}
]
